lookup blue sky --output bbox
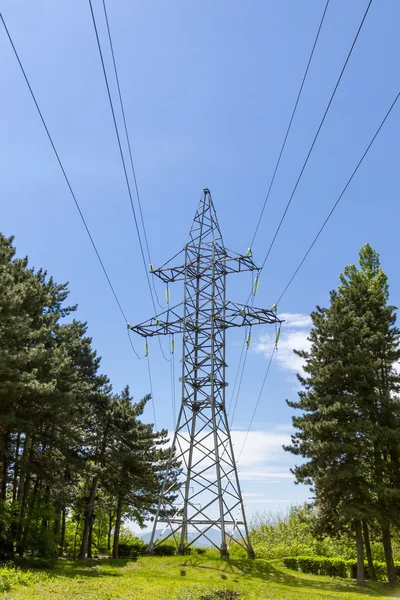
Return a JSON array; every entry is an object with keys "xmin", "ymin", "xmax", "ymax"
[{"xmin": 1, "ymin": 0, "xmax": 400, "ymax": 531}]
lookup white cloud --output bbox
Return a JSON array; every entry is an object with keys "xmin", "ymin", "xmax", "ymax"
[
  {"xmin": 278, "ymin": 313, "xmax": 312, "ymax": 328},
  {"xmin": 245, "ymin": 499, "xmax": 291, "ymax": 504},
  {"xmin": 231, "ymin": 429, "xmax": 291, "ymax": 467},
  {"xmin": 255, "ymin": 312, "xmax": 312, "ymax": 375},
  {"xmin": 239, "ymin": 471, "xmax": 294, "ymax": 481}
]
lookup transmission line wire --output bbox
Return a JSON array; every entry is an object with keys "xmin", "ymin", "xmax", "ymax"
[
  {"xmin": 229, "ymin": 343, "xmax": 249, "ymax": 427},
  {"xmin": 146, "ymin": 354, "xmax": 157, "ymax": 430},
  {"xmin": 227, "ymin": 331, "xmax": 247, "ymax": 416},
  {"xmin": 0, "ymin": 11, "xmax": 143, "ymax": 361},
  {"xmin": 237, "ymin": 345, "xmax": 276, "ymax": 464},
  {"xmin": 239, "ymin": 88, "xmax": 400, "ymax": 461},
  {"xmin": 100, "ymin": 0, "xmax": 162, "ymax": 309},
  {"xmin": 275, "ymin": 89, "xmax": 400, "ymax": 306},
  {"xmin": 170, "ymin": 340, "xmax": 177, "ymax": 425},
  {"xmin": 88, "ymin": 0, "xmax": 169, "ymax": 363},
  {"xmin": 234, "ymin": 0, "xmax": 373, "ymax": 433},
  {"xmin": 250, "ymin": 0, "xmax": 330, "ymax": 249},
  {"xmin": 259, "ymin": 0, "xmax": 373, "ymax": 272},
  {"xmin": 229, "ymin": 1, "xmax": 330, "ymax": 428}
]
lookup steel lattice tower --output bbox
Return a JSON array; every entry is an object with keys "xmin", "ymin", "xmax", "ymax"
[{"xmin": 129, "ymin": 190, "xmax": 281, "ymax": 558}]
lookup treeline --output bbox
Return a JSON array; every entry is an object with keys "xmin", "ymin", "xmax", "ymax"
[
  {"xmin": 0, "ymin": 234, "xmax": 178, "ymax": 561},
  {"xmin": 285, "ymin": 244, "xmax": 400, "ymax": 586}
]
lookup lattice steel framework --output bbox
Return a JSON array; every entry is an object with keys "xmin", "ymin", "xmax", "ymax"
[{"xmin": 129, "ymin": 189, "xmax": 282, "ymax": 558}]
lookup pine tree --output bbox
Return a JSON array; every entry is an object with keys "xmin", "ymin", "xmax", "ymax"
[{"xmin": 285, "ymin": 244, "xmax": 400, "ymax": 585}]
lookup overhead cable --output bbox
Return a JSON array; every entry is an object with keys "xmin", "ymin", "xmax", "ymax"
[
  {"xmin": 0, "ymin": 11, "xmax": 142, "ymax": 360},
  {"xmin": 250, "ymin": 0, "xmax": 331, "ymax": 248},
  {"xmin": 275, "ymin": 89, "xmax": 400, "ymax": 305},
  {"xmin": 100, "ymin": 0, "xmax": 162, "ymax": 309},
  {"xmin": 88, "ymin": 0, "xmax": 169, "ymax": 362},
  {"xmin": 258, "ymin": 0, "xmax": 373, "ymax": 272},
  {"xmin": 240, "ymin": 88, "xmax": 400, "ymax": 460}
]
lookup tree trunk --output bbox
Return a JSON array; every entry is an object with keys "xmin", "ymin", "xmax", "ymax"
[
  {"xmin": 73, "ymin": 519, "xmax": 80, "ymax": 560},
  {"xmin": 97, "ymin": 520, "xmax": 102, "ymax": 551},
  {"xmin": 12, "ymin": 432, "xmax": 21, "ymax": 504},
  {"xmin": 79, "ymin": 475, "xmax": 98, "ymax": 559},
  {"xmin": 18, "ymin": 476, "xmax": 39, "ymax": 557},
  {"xmin": 79, "ymin": 419, "xmax": 110, "ymax": 559},
  {"xmin": 59, "ymin": 509, "xmax": 66, "ymax": 557},
  {"xmin": 355, "ymin": 519, "xmax": 365, "ymax": 586},
  {"xmin": 362, "ymin": 520, "xmax": 376, "ymax": 581},
  {"xmin": 0, "ymin": 429, "xmax": 11, "ymax": 501},
  {"xmin": 17, "ymin": 433, "xmax": 32, "ymax": 504},
  {"xmin": 381, "ymin": 522, "xmax": 397, "ymax": 584},
  {"xmin": 112, "ymin": 497, "xmax": 123, "ymax": 559},
  {"xmin": 54, "ymin": 504, "xmax": 62, "ymax": 550},
  {"xmin": 107, "ymin": 511, "xmax": 114, "ymax": 555},
  {"xmin": 88, "ymin": 515, "xmax": 94, "ymax": 559}
]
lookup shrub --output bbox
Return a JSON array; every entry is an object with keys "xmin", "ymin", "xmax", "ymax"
[
  {"xmin": 228, "ymin": 544, "xmax": 247, "ymax": 559},
  {"xmin": 153, "ymin": 542, "xmax": 176, "ymax": 556},
  {"xmin": 285, "ymin": 555, "xmax": 400, "ymax": 582},
  {"xmin": 284, "ymin": 556, "xmax": 347, "ymax": 578},
  {"xmin": 0, "ymin": 566, "xmax": 50, "ymax": 593},
  {"xmin": 117, "ymin": 542, "xmax": 144, "ymax": 559}
]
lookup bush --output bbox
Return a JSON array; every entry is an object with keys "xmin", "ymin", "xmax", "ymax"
[
  {"xmin": 347, "ymin": 560, "xmax": 394, "ymax": 581},
  {"xmin": 153, "ymin": 542, "xmax": 176, "ymax": 556},
  {"xmin": 228, "ymin": 544, "xmax": 247, "ymax": 559},
  {"xmin": 0, "ymin": 566, "xmax": 50, "ymax": 593},
  {"xmin": 285, "ymin": 555, "xmax": 400, "ymax": 582},
  {"xmin": 117, "ymin": 542, "xmax": 144, "ymax": 559},
  {"xmin": 284, "ymin": 556, "xmax": 347, "ymax": 578},
  {"xmin": 283, "ymin": 557, "xmax": 298, "ymax": 570}
]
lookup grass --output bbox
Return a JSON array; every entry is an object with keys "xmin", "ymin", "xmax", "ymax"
[{"xmin": 1, "ymin": 555, "xmax": 400, "ymax": 599}]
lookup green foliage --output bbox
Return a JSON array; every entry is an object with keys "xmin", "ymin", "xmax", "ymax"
[
  {"xmin": 0, "ymin": 564, "xmax": 50, "ymax": 593},
  {"xmin": 0, "ymin": 556, "xmax": 397, "ymax": 599},
  {"xmin": 0, "ymin": 232, "xmax": 179, "ymax": 562},
  {"xmin": 153, "ymin": 541, "xmax": 177, "ymax": 556},
  {"xmin": 284, "ymin": 244, "xmax": 400, "ymax": 583},
  {"xmin": 250, "ymin": 505, "xmax": 356, "ymax": 561},
  {"xmin": 284, "ymin": 555, "xmax": 400, "ymax": 582}
]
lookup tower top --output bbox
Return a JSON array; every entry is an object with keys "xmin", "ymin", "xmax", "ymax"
[{"xmin": 188, "ymin": 188, "xmax": 223, "ymax": 250}]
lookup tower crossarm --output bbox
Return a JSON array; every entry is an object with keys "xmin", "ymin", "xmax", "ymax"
[
  {"xmin": 218, "ymin": 301, "xmax": 283, "ymax": 329},
  {"xmin": 127, "ymin": 302, "xmax": 185, "ymax": 337},
  {"xmin": 128, "ymin": 300, "xmax": 282, "ymax": 337},
  {"xmin": 151, "ymin": 247, "xmax": 260, "ymax": 284}
]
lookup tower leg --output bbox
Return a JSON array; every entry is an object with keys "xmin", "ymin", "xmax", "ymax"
[{"xmin": 178, "ymin": 408, "xmax": 197, "ymax": 555}]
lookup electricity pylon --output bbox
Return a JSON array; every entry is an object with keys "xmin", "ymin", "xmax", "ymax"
[{"xmin": 129, "ymin": 189, "xmax": 282, "ymax": 558}]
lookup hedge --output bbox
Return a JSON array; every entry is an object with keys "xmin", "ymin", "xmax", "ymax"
[
  {"xmin": 118, "ymin": 541, "xmax": 146, "ymax": 559},
  {"xmin": 283, "ymin": 556, "xmax": 400, "ymax": 581}
]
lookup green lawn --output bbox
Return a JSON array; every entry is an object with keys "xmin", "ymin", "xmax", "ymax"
[{"xmin": 2, "ymin": 556, "xmax": 400, "ymax": 599}]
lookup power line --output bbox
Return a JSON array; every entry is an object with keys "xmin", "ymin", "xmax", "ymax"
[
  {"xmin": 239, "ymin": 0, "xmax": 380, "ymax": 461},
  {"xmin": 87, "ymin": 0, "xmax": 158, "ymax": 315},
  {"xmin": 250, "ymin": 0, "xmax": 330, "ymax": 249},
  {"xmin": 239, "ymin": 88, "xmax": 400, "ymax": 461},
  {"xmin": 237, "ymin": 345, "xmax": 276, "ymax": 464},
  {"xmin": 100, "ymin": 0, "xmax": 162, "ymax": 309},
  {"xmin": 231, "ymin": 0, "xmax": 331, "ymax": 433},
  {"xmin": 227, "ymin": 331, "xmax": 247, "ymax": 416},
  {"xmin": 276, "ymin": 89, "xmax": 400, "ymax": 306},
  {"xmin": 0, "ymin": 11, "xmax": 142, "ymax": 361},
  {"xmin": 229, "ymin": 343, "xmax": 249, "ymax": 427},
  {"xmin": 146, "ymin": 355, "xmax": 157, "ymax": 430},
  {"xmin": 88, "ymin": 0, "xmax": 169, "ymax": 363},
  {"xmin": 259, "ymin": 0, "xmax": 373, "ymax": 271},
  {"xmin": 170, "ymin": 339, "xmax": 177, "ymax": 425}
]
